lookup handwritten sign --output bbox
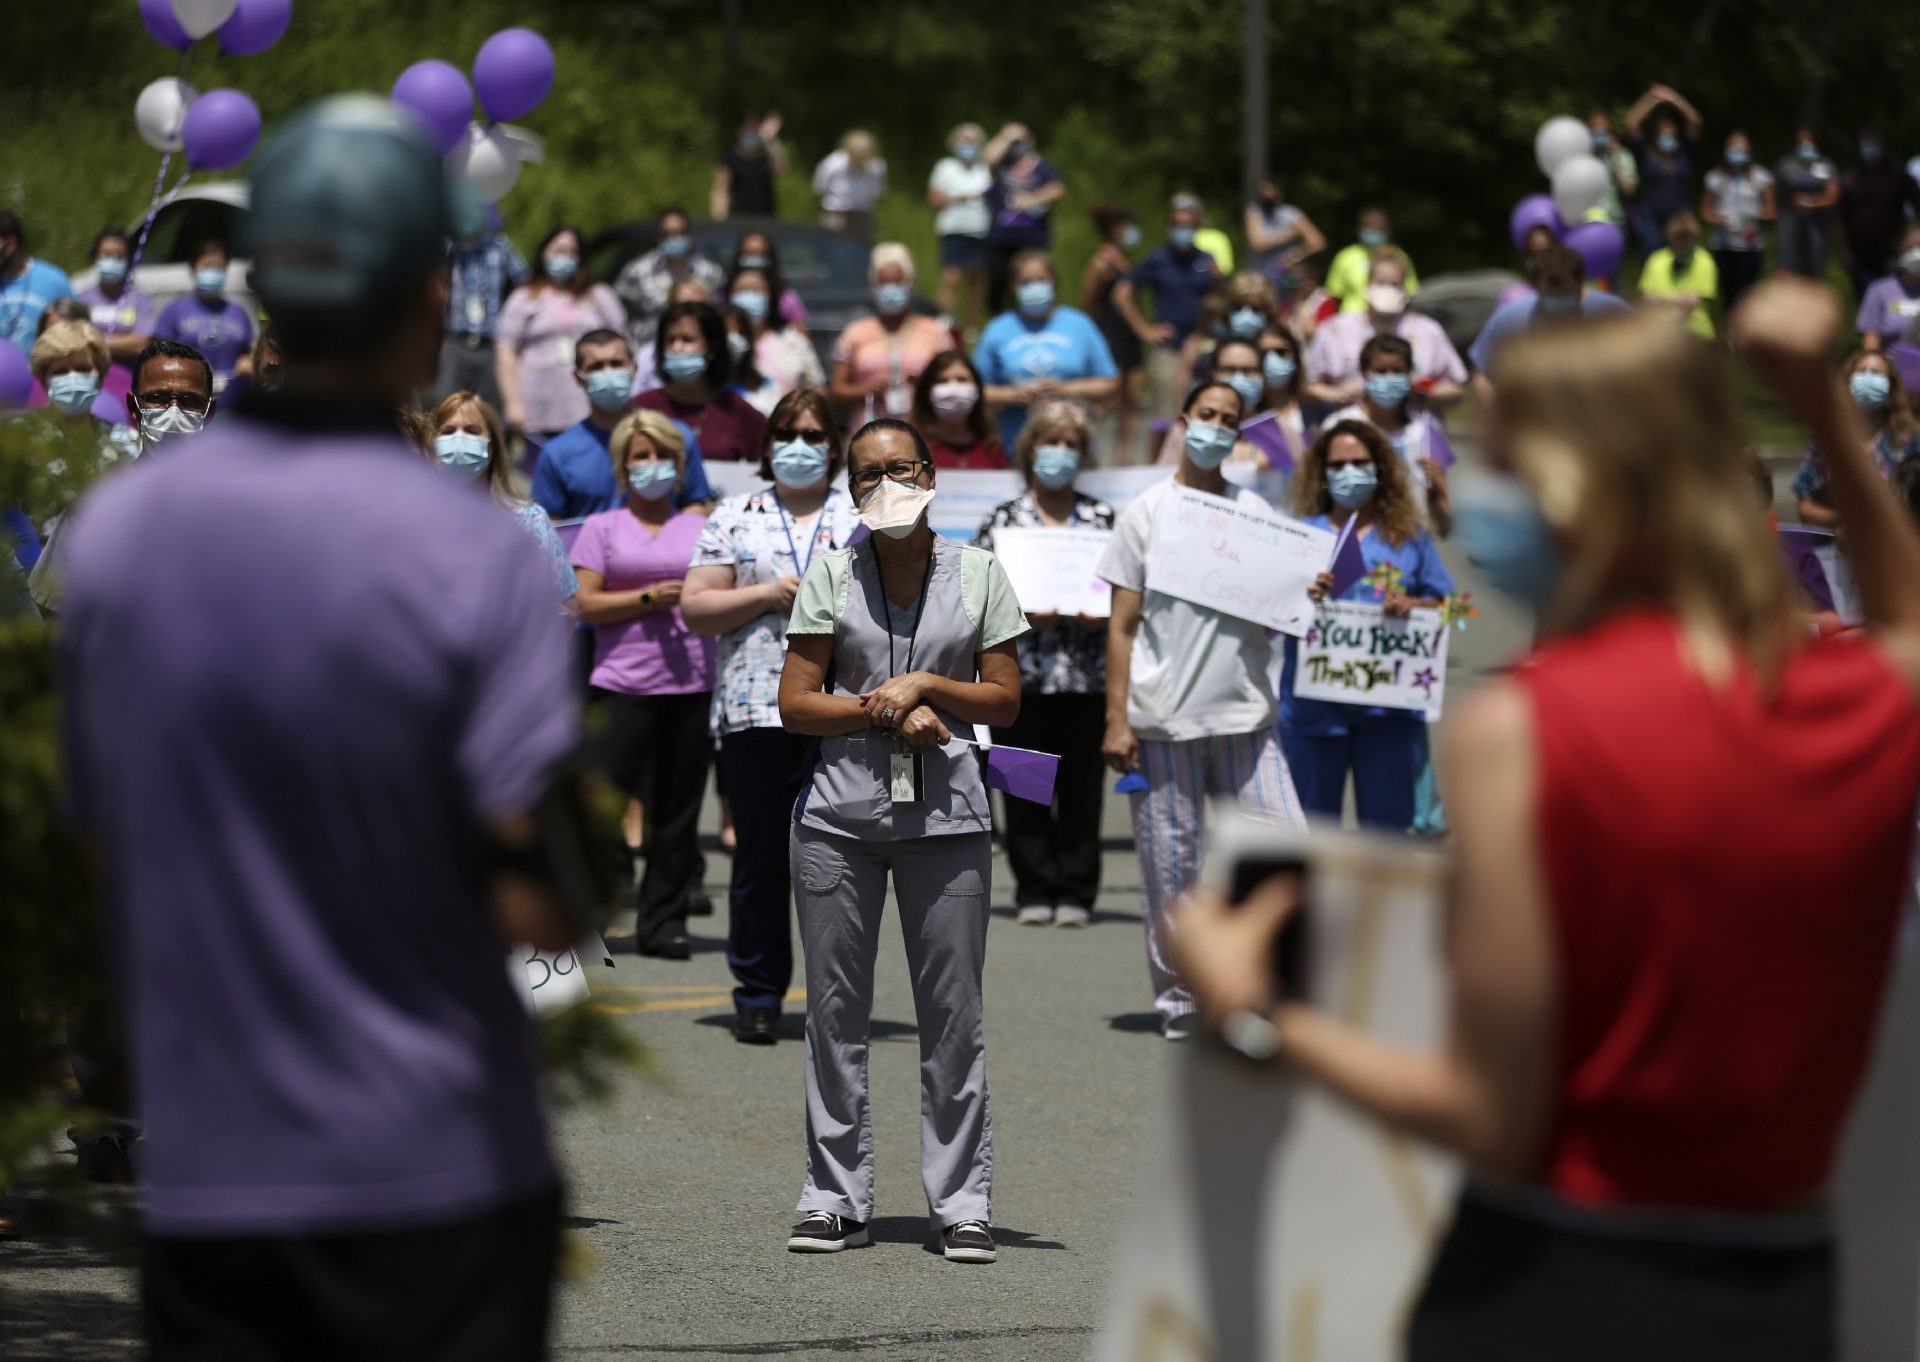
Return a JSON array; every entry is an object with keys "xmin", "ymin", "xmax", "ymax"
[
  {"xmin": 1292, "ymin": 600, "xmax": 1449, "ymax": 717},
  {"xmin": 510, "ymin": 942, "xmax": 591, "ymax": 1015},
  {"xmin": 990, "ymin": 526, "xmax": 1113, "ymax": 616},
  {"xmin": 1143, "ymin": 485, "xmax": 1333, "ymax": 637}
]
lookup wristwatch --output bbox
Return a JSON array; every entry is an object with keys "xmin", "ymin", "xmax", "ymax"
[{"xmin": 639, "ymin": 589, "xmax": 655, "ymax": 612}]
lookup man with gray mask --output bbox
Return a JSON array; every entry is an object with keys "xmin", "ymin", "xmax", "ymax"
[
  {"xmin": 1467, "ymin": 243, "xmax": 1632, "ymax": 408},
  {"xmin": 57, "ymin": 96, "xmax": 605, "ymax": 1360}
]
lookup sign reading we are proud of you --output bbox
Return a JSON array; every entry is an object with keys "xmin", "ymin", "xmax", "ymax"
[
  {"xmin": 1294, "ymin": 600, "xmax": 1450, "ymax": 717},
  {"xmin": 1144, "ymin": 486, "xmax": 1333, "ymax": 637}
]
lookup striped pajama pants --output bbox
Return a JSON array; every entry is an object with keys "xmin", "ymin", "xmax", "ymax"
[{"xmin": 1130, "ymin": 727, "xmax": 1306, "ymax": 1021}]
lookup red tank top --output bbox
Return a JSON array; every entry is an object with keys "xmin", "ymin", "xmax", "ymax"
[{"xmin": 1516, "ymin": 611, "xmax": 1920, "ymax": 1207}]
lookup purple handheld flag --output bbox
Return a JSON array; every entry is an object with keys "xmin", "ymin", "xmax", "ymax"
[
  {"xmin": 983, "ymin": 745, "xmax": 1060, "ymax": 805},
  {"xmin": 1326, "ymin": 516, "xmax": 1368, "ymax": 598},
  {"xmin": 1777, "ymin": 526, "xmax": 1837, "ymax": 613},
  {"xmin": 1239, "ymin": 411, "xmax": 1297, "ymax": 473}
]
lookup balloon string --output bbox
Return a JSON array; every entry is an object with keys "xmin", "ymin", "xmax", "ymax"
[{"xmin": 131, "ymin": 42, "xmax": 200, "ymax": 273}]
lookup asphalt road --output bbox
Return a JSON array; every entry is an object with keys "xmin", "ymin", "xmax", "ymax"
[{"xmin": 0, "ymin": 450, "xmax": 1805, "ymax": 1360}]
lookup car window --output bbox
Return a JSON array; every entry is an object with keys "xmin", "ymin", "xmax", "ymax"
[{"xmin": 140, "ymin": 199, "xmax": 248, "ymax": 265}]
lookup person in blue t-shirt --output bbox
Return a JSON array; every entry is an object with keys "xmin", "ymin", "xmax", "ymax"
[
  {"xmin": 1281, "ymin": 418, "xmax": 1454, "ymax": 833},
  {"xmin": 1468, "ymin": 243, "xmax": 1633, "ymax": 406},
  {"xmin": 530, "ymin": 328, "xmax": 712, "ymax": 520},
  {"xmin": 0, "ymin": 211, "xmax": 73, "ymax": 350},
  {"xmin": 973, "ymin": 249, "xmax": 1118, "ymax": 449}
]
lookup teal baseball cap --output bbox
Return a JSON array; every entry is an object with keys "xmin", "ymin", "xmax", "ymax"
[{"xmin": 244, "ymin": 95, "xmax": 458, "ymax": 314}]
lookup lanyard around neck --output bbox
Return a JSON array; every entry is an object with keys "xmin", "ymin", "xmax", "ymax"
[
  {"xmin": 774, "ymin": 489, "xmax": 825, "ymax": 580},
  {"xmin": 879, "ymin": 546, "xmax": 936, "ymax": 678}
]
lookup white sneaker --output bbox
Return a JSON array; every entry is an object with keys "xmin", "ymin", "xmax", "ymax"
[
  {"xmin": 1053, "ymin": 905, "xmax": 1090, "ymax": 928},
  {"xmin": 1015, "ymin": 905, "xmax": 1054, "ymax": 926},
  {"xmin": 1162, "ymin": 1013, "xmax": 1200, "ymax": 1042}
]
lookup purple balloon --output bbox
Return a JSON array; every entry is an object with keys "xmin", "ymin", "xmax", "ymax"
[
  {"xmin": 1508, "ymin": 193, "xmax": 1564, "ymax": 252},
  {"xmin": 473, "ymin": 28, "xmax": 554, "ymax": 123},
  {"xmin": 139, "ymin": 0, "xmax": 193, "ymax": 50},
  {"xmin": 1563, "ymin": 219, "xmax": 1625, "ymax": 282},
  {"xmin": 183, "ymin": 89, "xmax": 262, "ymax": 171},
  {"xmin": 392, "ymin": 60, "xmax": 474, "ymax": 157},
  {"xmin": 0, "ymin": 339, "xmax": 31, "ymax": 409},
  {"xmin": 92, "ymin": 388, "xmax": 132, "ymax": 427},
  {"xmin": 217, "ymin": 0, "xmax": 291, "ymax": 56}
]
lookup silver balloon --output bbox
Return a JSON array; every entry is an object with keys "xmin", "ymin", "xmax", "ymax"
[
  {"xmin": 135, "ymin": 77, "xmax": 198, "ymax": 152},
  {"xmin": 1551, "ymin": 154, "xmax": 1610, "ymax": 226},
  {"xmin": 1534, "ymin": 116, "xmax": 1592, "ymax": 178},
  {"xmin": 170, "ymin": 0, "xmax": 238, "ymax": 40},
  {"xmin": 448, "ymin": 122, "xmax": 522, "ymax": 202}
]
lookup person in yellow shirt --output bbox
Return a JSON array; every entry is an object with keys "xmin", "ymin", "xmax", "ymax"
[
  {"xmin": 1637, "ymin": 211, "xmax": 1719, "ymax": 339},
  {"xmin": 1325, "ymin": 206, "xmax": 1419, "ymax": 313}
]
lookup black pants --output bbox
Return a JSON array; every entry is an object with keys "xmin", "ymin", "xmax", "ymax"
[
  {"xmin": 1713, "ymin": 248, "xmax": 1765, "ymax": 320},
  {"xmin": 993, "ymin": 692, "xmax": 1106, "ymax": 909},
  {"xmin": 1408, "ymin": 1187, "xmax": 1834, "ymax": 1362},
  {"xmin": 985, "ymin": 241, "xmax": 1028, "ymax": 316},
  {"xmin": 144, "ymin": 1187, "xmax": 561, "ymax": 1362},
  {"xmin": 1847, "ymin": 242, "xmax": 1892, "ymax": 306},
  {"xmin": 591, "ymin": 688, "xmax": 712, "ymax": 947},
  {"xmin": 719, "ymin": 727, "xmax": 812, "ymax": 1011}
]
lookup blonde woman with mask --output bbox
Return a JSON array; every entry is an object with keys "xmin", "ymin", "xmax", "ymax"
[{"xmin": 1177, "ymin": 283, "xmax": 1920, "ymax": 1361}]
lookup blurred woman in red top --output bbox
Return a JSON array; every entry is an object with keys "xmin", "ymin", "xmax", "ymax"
[
  {"xmin": 910, "ymin": 350, "xmax": 1007, "ymax": 469},
  {"xmin": 1178, "ymin": 281, "xmax": 1920, "ymax": 1361}
]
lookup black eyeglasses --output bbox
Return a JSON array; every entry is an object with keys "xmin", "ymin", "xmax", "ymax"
[
  {"xmin": 849, "ymin": 459, "xmax": 930, "ymax": 492},
  {"xmin": 136, "ymin": 390, "xmax": 211, "ymax": 414},
  {"xmin": 771, "ymin": 426, "xmax": 830, "ymax": 446}
]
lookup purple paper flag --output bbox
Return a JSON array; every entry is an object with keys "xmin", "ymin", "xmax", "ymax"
[
  {"xmin": 984, "ymin": 745, "xmax": 1060, "ymax": 805},
  {"xmin": 1326, "ymin": 515, "xmax": 1368, "ymax": 597},
  {"xmin": 553, "ymin": 517, "xmax": 586, "ymax": 555},
  {"xmin": 1777, "ymin": 526, "xmax": 1837, "ymax": 612},
  {"xmin": 1239, "ymin": 410, "xmax": 1297, "ymax": 473}
]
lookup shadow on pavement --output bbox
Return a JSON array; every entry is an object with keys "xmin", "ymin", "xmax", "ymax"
[
  {"xmin": 0, "ymin": 1286, "xmax": 143, "ymax": 1359},
  {"xmin": 1106, "ymin": 1012, "xmax": 1163, "ymax": 1034},
  {"xmin": 692, "ymin": 1013, "xmax": 918, "ymax": 1042},
  {"xmin": 862, "ymin": 1216, "xmax": 1067, "ymax": 1253}
]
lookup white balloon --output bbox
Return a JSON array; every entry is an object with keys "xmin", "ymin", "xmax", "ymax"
[
  {"xmin": 170, "ymin": 0, "xmax": 238, "ymax": 40},
  {"xmin": 448, "ymin": 123, "xmax": 521, "ymax": 203},
  {"xmin": 135, "ymin": 78, "xmax": 198, "ymax": 153},
  {"xmin": 1551, "ymin": 154, "xmax": 1610, "ymax": 225},
  {"xmin": 1534, "ymin": 116, "xmax": 1592, "ymax": 178}
]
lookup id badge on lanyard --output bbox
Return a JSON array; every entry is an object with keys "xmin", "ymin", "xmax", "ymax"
[{"xmin": 889, "ymin": 743, "xmax": 923, "ymax": 804}]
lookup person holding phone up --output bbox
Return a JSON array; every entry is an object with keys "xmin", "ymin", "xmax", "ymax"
[{"xmin": 777, "ymin": 419, "xmax": 1027, "ymax": 1264}]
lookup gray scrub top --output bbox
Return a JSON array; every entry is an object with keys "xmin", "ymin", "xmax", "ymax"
[{"xmin": 787, "ymin": 535, "xmax": 1028, "ymax": 840}]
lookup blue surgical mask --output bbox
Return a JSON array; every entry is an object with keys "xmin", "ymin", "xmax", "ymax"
[
  {"xmin": 738, "ymin": 132, "xmax": 762, "ymax": 152},
  {"xmin": 731, "ymin": 289, "xmax": 769, "ymax": 321},
  {"xmin": 434, "ymin": 432, "xmax": 491, "ymax": 481},
  {"xmin": 1364, "ymin": 372, "xmax": 1412, "ymax": 408},
  {"xmin": 1228, "ymin": 306, "xmax": 1265, "ymax": 339},
  {"xmin": 1016, "ymin": 280, "xmax": 1055, "ymax": 316},
  {"xmin": 1727, "ymin": 147, "xmax": 1751, "ymax": 168},
  {"xmin": 1797, "ymin": 141, "xmax": 1818, "ymax": 161},
  {"xmin": 627, "ymin": 459, "xmax": 677, "ymax": 499},
  {"xmin": 545, "ymin": 253, "xmax": 579, "ymax": 282},
  {"xmin": 1453, "ymin": 467, "xmax": 1564, "ymax": 609},
  {"xmin": 1262, "ymin": 351, "xmax": 1296, "ymax": 385},
  {"xmin": 96, "ymin": 256, "xmax": 129, "ymax": 285},
  {"xmin": 195, "ymin": 266, "xmax": 226, "ymax": 295},
  {"xmin": 662, "ymin": 350, "xmax": 708, "ymax": 383},
  {"xmin": 771, "ymin": 437, "xmax": 829, "ymax": 488},
  {"xmin": 1657, "ymin": 132, "xmax": 1679, "ymax": 154},
  {"xmin": 1183, "ymin": 419, "xmax": 1237, "ymax": 469},
  {"xmin": 1120, "ymin": 224, "xmax": 1142, "ymax": 250},
  {"xmin": 1328, "ymin": 463, "xmax": 1378, "ymax": 509},
  {"xmin": 660, "ymin": 233, "xmax": 692, "ymax": 258},
  {"xmin": 583, "ymin": 368, "xmax": 633, "ymax": 413},
  {"xmin": 874, "ymin": 282, "xmax": 911, "ymax": 315},
  {"xmin": 1591, "ymin": 130, "xmax": 1609, "ymax": 151},
  {"xmin": 47, "ymin": 371, "xmax": 101, "ymax": 417},
  {"xmin": 1851, "ymin": 370, "xmax": 1892, "ymax": 409},
  {"xmin": 1537, "ymin": 292, "xmax": 1580, "ymax": 316},
  {"xmin": 955, "ymin": 141, "xmax": 981, "ymax": 164},
  {"xmin": 1863, "ymin": 142, "xmax": 1884, "ymax": 164},
  {"xmin": 1225, "ymin": 373, "xmax": 1265, "ymax": 410},
  {"xmin": 737, "ymin": 252, "xmax": 770, "ymax": 270},
  {"xmin": 1032, "ymin": 444, "xmax": 1080, "ymax": 490},
  {"xmin": 1168, "ymin": 225, "xmax": 1197, "ymax": 250},
  {"xmin": 1358, "ymin": 227, "xmax": 1389, "ymax": 248}
]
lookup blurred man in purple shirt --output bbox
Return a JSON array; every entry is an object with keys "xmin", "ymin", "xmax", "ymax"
[{"xmin": 58, "ymin": 98, "xmax": 592, "ymax": 1362}]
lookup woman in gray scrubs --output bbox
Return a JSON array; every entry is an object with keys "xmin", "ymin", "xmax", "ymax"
[{"xmin": 777, "ymin": 418, "xmax": 1027, "ymax": 1264}]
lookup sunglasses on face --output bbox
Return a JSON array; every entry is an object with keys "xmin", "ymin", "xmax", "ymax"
[
  {"xmin": 136, "ymin": 391, "xmax": 211, "ymax": 414},
  {"xmin": 850, "ymin": 460, "xmax": 930, "ymax": 491},
  {"xmin": 771, "ymin": 426, "xmax": 829, "ymax": 446}
]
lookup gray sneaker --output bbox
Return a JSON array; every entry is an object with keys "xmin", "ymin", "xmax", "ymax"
[
  {"xmin": 1162, "ymin": 1013, "xmax": 1200, "ymax": 1042},
  {"xmin": 1053, "ymin": 905, "xmax": 1091, "ymax": 928},
  {"xmin": 1015, "ymin": 905, "xmax": 1054, "ymax": 926},
  {"xmin": 788, "ymin": 1212, "xmax": 869, "ymax": 1253},
  {"xmin": 941, "ymin": 1219, "xmax": 998, "ymax": 1263}
]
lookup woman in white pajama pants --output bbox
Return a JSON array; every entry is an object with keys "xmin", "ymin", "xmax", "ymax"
[
  {"xmin": 1098, "ymin": 380, "xmax": 1307, "ymax": 1037},
  {"xmin": 777, "ymin": 421, "xmax": 1029, "ymax": 1263}
]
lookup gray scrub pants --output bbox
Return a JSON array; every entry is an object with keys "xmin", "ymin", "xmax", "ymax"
[{"xmin": 791, "ymin": 824, "xmax": 993, "ymax": 1229}]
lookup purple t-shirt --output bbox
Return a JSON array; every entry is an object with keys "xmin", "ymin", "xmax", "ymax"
[
  {"xmin": 1856, "ymin": 275, "xmax": 1920, "ymax": 347},
  {"xmin": 154, "ymin": 294, "xmax": 255, "ymax": 384},
  {"xmin": 570, "ymin": 507, "xmax": 716, "ymax": 696},
  {"xmin": 76, "ymin": 284, "xmax": 157, "ymax": 342},
  {"xmin": 58, "ymin": 410, "xmax": 576, "ymax": 1235}
]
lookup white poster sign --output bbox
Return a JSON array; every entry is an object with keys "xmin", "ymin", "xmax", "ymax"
[
  {"xmin": 1143, "ymin": 485, "xmax": 1333, "ymax": 637},
  {"xmin": 510, "ymin": 941, "xmax": 592, "ymax": 1015},
  {"xmin": 990, "ymin": 526, "xmax": 1114, "ymax": 616},
  {"xmin": 1292, "ymin": 601, "xmax": 1450, "ymax": 718}
]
